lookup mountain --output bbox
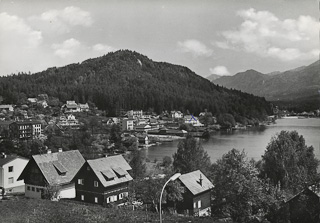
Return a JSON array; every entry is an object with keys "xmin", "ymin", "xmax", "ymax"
[
  {"xmin": 213, "ymin": 60, "xmax": 320, "ymax": 111},
  {"xmin": 205, "ymin": 73, "xmax": 221, "ymax": 81},
  {"xmin": 0, "ymin": 50, "xmax": 271, "ymax": 119}
]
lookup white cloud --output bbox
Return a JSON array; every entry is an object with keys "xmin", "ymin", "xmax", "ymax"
[
  {"xmin": 178, "ymin": 39, "xmax": 213, "ymax": 57},
  {"xmin": 92, "ymin": 44, "xmax": 116, "ymax": 53},
  {"xmin": 210, "ymin": 66, "xmax": 230, "ymax": 76},
  {"xmin": 216, "ymin": 8, "xmax": 319, "ymax": 61},
  {"xmin": 30, "ymin": 6, "xmax": 93, "ymax": 34},
  {"xmin": 52, "ymin": 39, "xmax": 116, "ymax": 63},
  {"xmin": 0, "ymin": 12, "xmax": 47, "ymax": 75},
  {"xmin": 52, "ymin": 38, "xmax": 81, "ymax": 58}
]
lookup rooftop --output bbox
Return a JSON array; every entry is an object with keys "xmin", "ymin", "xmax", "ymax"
[{"xmin": 179, "ymin": 170, "xmax": 214, "ymax": 195}]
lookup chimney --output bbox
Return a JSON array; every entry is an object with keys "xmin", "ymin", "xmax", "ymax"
[
  {"xmin": 58, "ymin": 148, "xmax": 63, "ymax": 153},
  {"xmin": 1, "ymin": 152, "xmax": 6, "ymax": 159},
  {"xmin": 47, "ymin": 149, "xmax": 52, "ymax": 154},
  {"xmin": 199, "ymin": 174, "xmax": 203, "ymax": 186}
]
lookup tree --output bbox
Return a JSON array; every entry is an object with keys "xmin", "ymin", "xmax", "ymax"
[
  {"xmin": 211, "ymin": 149, "xmax": 281, "ymax": 222},
  {"xmin": 172, "ymin": 135, "xmax": 211, "ymax": 176},
  {"xmin": 162, "ymin": 156, "xmax": 172, "ymax": 168},
  {"xmin": 261, "ymin": 131, "xmax": 319, "ymax": 192},
  {"xmin": 129, "ymin": 150, "xmax": 146, "ymax": 179}
]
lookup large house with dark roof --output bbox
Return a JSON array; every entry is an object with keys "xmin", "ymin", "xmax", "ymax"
[
  {"xmin": 176, "ymin": 170, "xmax": 214, "ymax": 216},
  {"xmin": 9, "ymin": 120, "xmax": 42, "ymax": 140},
  {"xmin": 73, "ymin": 155, "xmax": 132, "ymax": 205},
  {"xmin": 18, "ymin": 150, "xmax": 85, "ymax": 199},
  {"xmin": 0, "ymin": 153, "xmax": 29, "ymax": 193}
]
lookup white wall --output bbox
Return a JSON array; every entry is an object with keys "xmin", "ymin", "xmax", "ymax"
[
  {"xmin": 2, "ymin": 158, "xmax": 28, "ymax": 190},
  {"xmin": 58, "ymin": 182, "xmax": 75, "ymax": 199}
]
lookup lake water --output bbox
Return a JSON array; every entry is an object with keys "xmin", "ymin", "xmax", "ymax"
[{"xmin": 143, "ymin": 117, "xmax": 320, "ymax": 162}]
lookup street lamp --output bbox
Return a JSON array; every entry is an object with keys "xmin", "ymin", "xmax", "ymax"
[{"xmin": 159, "ymin": 173, "xmax": 181, "ymax": 223}]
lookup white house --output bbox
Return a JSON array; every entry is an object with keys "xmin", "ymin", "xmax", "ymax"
[
  {"xmin": 18, "ymin": 150, "xmax": 85, "ymax": 199},
  {"xmin": 0, "ymin": 153, "xmax": 29, "ymax": 193},
  {"xmin": 121, "ymin": 119, "xmax": 134, "ymax": 131},
  {"xmin": 171, "ymin": 111, "xmax": 183, "ymax": 119},
  {"xmin": 0, "ymin": 105, "xmax": 14, "ymax": 112}
]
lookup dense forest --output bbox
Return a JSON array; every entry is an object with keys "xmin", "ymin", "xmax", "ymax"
[{"xmin": 0, "ymin": 50, "xmax": 271, "ymax": 119}]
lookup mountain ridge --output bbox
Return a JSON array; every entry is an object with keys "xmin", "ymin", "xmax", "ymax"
[{"xmin": 0, "ymin": 50, "xmax": 272, "ymax": 120}]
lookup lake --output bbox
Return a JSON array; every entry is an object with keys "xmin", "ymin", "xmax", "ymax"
[{"xmin": 143, "ymin": 117, "xmax": 320, "ymax": 162}]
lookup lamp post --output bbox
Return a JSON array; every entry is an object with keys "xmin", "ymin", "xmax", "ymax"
[{"xmin": 159, "ymin": 173, "xmax": 181, "ymax": 223}]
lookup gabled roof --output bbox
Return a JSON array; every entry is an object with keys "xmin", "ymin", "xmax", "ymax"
[
  {"xmin": 30, "ymin": 150, "xmax": 85, "ymax": 185},
  {"xmin": 87, "ymin": 155, "xmax": 132, "ymax": 187},
  {"xmin": 179, "ymin": 170, "xmax": 214, "ymax": 196},
  {"xmin": 0, "ymin": 155, "xmax": 29, "ymax": 167}
]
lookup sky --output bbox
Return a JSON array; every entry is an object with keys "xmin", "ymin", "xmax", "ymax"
[{"xmin": 0, "ymin": 0, "xmax": 319, "ymax": 77}]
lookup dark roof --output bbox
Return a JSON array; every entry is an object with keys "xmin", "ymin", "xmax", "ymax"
[
  {"xmin": 12, "ymin": 120, "xmax": 42, "ymax": 125},
  {"xmin": 0, "ymin": 155, "xmax": 29, "ymax": 167},
  {"xmin": 179, "ymin": 170, "xmax": 214, "ymax": 195},
  {"xmin": 66, "ymin": 104, "xmax": 78, "ymax": 109},
  {"xmin": 31, "ymin": 150, "xmax": 85, "ymax": 185},
  {"xmin": 87, "ymin": 155, "xmax": 132, "ymax": 187}
]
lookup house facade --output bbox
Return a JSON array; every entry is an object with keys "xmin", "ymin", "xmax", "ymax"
[
  {"xmin": 121, "ymin": 119, "xmax": 134, "ymax": 131},
  {"xmin": 73, "ymin": 155, "xmax": 133, "ymax": 205},
  {"xmin": 0, "ymin": 153, "xmax": 29, "ymax": 193},
  {"xmin": 176, "ymin": 170, "xmax": 214, "ymax": 216},
  {"xmin": 127, "ymin": 110, "xmax": 143, "ymax": 118},
  {"xmin": 171, "ymin": 111, "xmax": 183, "ymax": 119},
  {"xmin": 18, "ymin": 150, "xmax": 85, "ymax": 199},
  {"xmin": 9, "ymin": 120, "xmax": 42, "ymax": 139},
  {"xmin": 0, "ymin": 105, "xmax": 14, "ymax": 112}
]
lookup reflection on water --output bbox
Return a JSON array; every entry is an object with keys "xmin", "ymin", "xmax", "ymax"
[{"xmin": 143, "ymin": 118, "xmax": 320, "ymax": 162}]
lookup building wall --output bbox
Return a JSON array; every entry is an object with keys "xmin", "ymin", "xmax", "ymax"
[
  {"xmin": 58, "ymin": 183, "xmax": 76, "ymax": 199},
  {"xmin": 2, "ymin": 158, "xmax": 28, "ymax": 191},
  {"xmin": 192, "ymin": 191, "xmax": 211, "ymax": 216},
  {"xmin": 0, "ymin": 167, "xmax": 3, "ymax": 187},
  {"xmin": 74, "ymin": 163, "xmax": 130, "ymax": 205},
  {"xmin": 25, "ymin": 184, "xmax": 44, "ymax": 199}
]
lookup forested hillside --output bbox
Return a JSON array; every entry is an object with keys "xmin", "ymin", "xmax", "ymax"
[{"xmin": 0, "ymin": 50, "xmax": 271, "ymax": 119}]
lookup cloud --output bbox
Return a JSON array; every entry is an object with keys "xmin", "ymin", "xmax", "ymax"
[
  {"xmin": 215, "ymin": 8, "xmax": 319, "ymax": 61},
  {"xmin": 52, "ymin": 38, "xmax": 81, "ymax": 58},
  {"xmin": 92, "ymin": 44, "xmax": 116, "ymax": 53},
  {"xmin": 0, "ymin": 12, "xmax": 47, "ymax": 75},
  {"xmin": 210, "ymin": 66, "xmax": 230, "ymax": 76},
  {"xmin": 29, "ymin": 6, "xmax": 93, "ymax": 34},
  {"xmin": 178, "ymin": 39, "xmax": 213, "ymax": 57},
  {"xmin": 52, "ymin": 39, "xmax": 116, "ymax": 63}
]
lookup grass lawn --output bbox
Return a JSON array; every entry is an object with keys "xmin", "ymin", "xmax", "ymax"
[{"xmin": 0, "ymin": 196, "xmax": 222, "ymax": 223}]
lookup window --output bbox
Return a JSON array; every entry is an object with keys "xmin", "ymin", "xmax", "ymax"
[
  {"xmin": 36, "ymin": 188, "xmax": 40, "ymax": 192},
  {"xmin": 8, "ymin": 177, "xmax": 14, "ymax": 184},
  {"xmin": 113, "ymin": 195, "xmax": 117, "ymax": 202},
  {"xmin": 32, "ymin": 187, "xmax": 35, "ymax": 191},
  {"xmin": 8, "ymin": 166, "xmax": 13, "ymax": 172},
  {"xmin": 193, "ymin": 202, "xmax": 196, "ymax": 209},
  {"xmin": 81, "ymin": 195, "xmax": 84, "ymax": 201},
  {"xmin": 27, "ymin": 186, "xmax": 30, "ymax": 191},
  {"xmin": 87, "ymin": 166, "xmax": 90, "ymax": 171},
  {"xmin": 95, "ymin": 197, "xmax": 98, "ymax": 203},
  {"xmin": 78, "ymin": 179, "xmax": 84, "ymax": 185},
  {"xmin": 198, "ymin": 200, "xmax": 201, "ymax": 208},
  {"xmin": 106, "ymin": 197, "xmax": 111, "ymax": 203},
  {"xmin": 94, "ymin": 181, "xmax": 99, "ymax": 187},
  {"xmin": 119, "ymin": 193, "xmax": 123, "ymax": 200}
]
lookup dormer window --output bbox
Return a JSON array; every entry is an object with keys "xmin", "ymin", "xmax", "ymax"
[{"xmin": 52, "ymin": 161, "xmax": 67, "ymax": 176}]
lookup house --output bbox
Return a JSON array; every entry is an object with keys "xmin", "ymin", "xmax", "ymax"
[
  {"xmin": 57, "ymin": 114, "xmax": 80, "ymax": 129},
  {"xmin": 62, "ymin": 101, "xmax": 81, "ymax": 113},
  {"xmin": 135, "ymin": 124, "xmax": 152, "ymax": 132},
  {"xmin": 0, "ymin": 105, "xmax": 14, "ymax": 112},
  {"xmin": 279, "ymin": 186, "xmax": 320, "ymax": 223},
  {"xmin": 9, "ymin": 120, "xmax": 42, "ymax": 140},
  {"xmin": 18, "ymin": 150, "xmax": 85, "ymax": 199},
  {"xmin": 176, "ymin": 170, "xmax": 214, "ymax": 216},
  {"xmin": 79, "ymin": 103, "xmax": 90, "ymax": 112},
  {"xmin": 27, "ymin": 98, "xmax": 38, "ymax": 104},
  {"xmin": 184, "ymin": 115, "xmax": 204, "ymax": 127},
  {"xmin": 121, "ymin": 118, "xmax": 134, "ymax": 131},
  {"xmin": 171, "ymin": 111, "xmax": 183, "ymax": 119},
  {"xmin": 73, "ymin": 155, "xmax": 133, "ymax": 205},
  {"xmin": 0, "ymin": 153, "xmax": 29, "ymax": 193},
  {"xmin": 127, "ymin": 110, "xmax": 143, "ymax": 118},
  {"xmin": 37, "ymin": 100, "xmax": 48, "ymax": 108}
]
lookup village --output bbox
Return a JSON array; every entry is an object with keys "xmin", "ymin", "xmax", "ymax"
[{"xmin": 0, "ymin": 94, "xmax": 320, "ymax": 222}]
